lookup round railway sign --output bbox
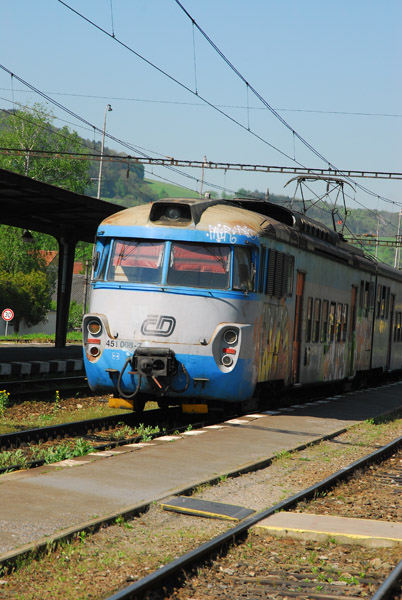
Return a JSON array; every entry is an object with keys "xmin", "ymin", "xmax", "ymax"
[{"xmin": 2, "ymin": 308, "xmax": 14, "ymax": 322}]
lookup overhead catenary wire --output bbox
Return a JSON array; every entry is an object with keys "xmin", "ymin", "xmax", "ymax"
[
  {"xmin": 55, "ymin": 0, "xmax": 399, "ymax": 211},
  {"xmin": 1, "ymin": 94, "xmax": 401, "ymax": 215},
  {"xmin": 172, "ymin": 0, "xmax": 400, "ymax": 209},
  {"xmin": 0, "ymin": 70, "xmax": 232, "ymax": 197},
  {"xmin": 2, "ymin": 88, "xmax": 402, "ymax": 119}
]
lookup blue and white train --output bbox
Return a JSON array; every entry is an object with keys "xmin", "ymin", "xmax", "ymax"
[{"xmin": 83, "ymin": 195, "xmax": 402, "ymax": 412}]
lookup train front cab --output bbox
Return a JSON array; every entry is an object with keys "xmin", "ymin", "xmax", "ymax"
[{"xmin": 83, "ymin": 232, "xmax": 262, "ymax": 413}]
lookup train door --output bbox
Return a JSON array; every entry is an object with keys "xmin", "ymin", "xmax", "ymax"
[
  {"xmin": 292, "ymin": 271, "xmax": 305, "ymax": 383},
  {"xmin": 386, "ymin": 294, "xmax": 395, "ymax": 371},
  {"xmin": 348, "ymin": 286, "xmax": 357, "ymax": 377}
]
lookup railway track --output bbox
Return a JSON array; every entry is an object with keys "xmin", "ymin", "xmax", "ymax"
[
  {"xmin": 4, "ymin": 373, "xmax": 89, "ymax": 399},
  {"xmin": 103, "ymin": 434, "xmax": 402, "ymax": 600},
  {"xmin": 0, "ymin": 405, "xmax": 227, "ymax": 474}
]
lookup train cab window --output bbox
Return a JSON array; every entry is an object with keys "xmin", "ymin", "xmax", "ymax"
[
  {"xmin": 233, "ymin": 246, "xmax": 255, "ymax": 291},
  {"xmin": 321, "ymin": 300, "xmax": 329, "ymax": 342},
  {"xmin": 167, "ymin": 242, "xmax": 230, "ymax": 289},
  {"xmin": 107, "ymin": 240, "xmax": 165, "ymax": 284},
  {"xmin": 312, "ymin": 298, "xmax": 321, "ymax": 343},
  {"xmin": 94, "ymin": 241, "xmax": 111, "ymax": 281}
]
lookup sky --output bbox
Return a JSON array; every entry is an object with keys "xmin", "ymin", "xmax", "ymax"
[{"xmin": 1, "ymin": 0, "xmax": 401, "ymax": 215}]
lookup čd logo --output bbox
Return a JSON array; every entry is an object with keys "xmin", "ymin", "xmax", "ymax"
[{"xmin": 141, "ymin": 315, "xmax": 176, "ymax": 337}]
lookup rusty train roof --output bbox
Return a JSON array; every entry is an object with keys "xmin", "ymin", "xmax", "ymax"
[{"xmin": 102, "ymin": 196, "xmax": 343, "ymax": 246}]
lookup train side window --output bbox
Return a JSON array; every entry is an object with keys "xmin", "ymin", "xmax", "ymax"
[
  {"xmin": 394, "ymin": 312, "xmax": 400, "ymax": 342},
  {"xmin": 336, "ymin": 303, "xmax": 342, "ymax": 342},
  {"xmin": 369, "ymin": 282, "xmax": 375, "ymax": 312},
  {"xmin": 312, "ymin": 298, "xmax": 321, "ymax": 343},
  {"xmin": 359, "ymin": 280, "xmax": 365, "ymax": 310},
  {"xmin": 398, "ymin": 313, "xmax": 402, "ymax": 342},
  {"xmin": 258, "ymin": 246, "xmax": 267, "ymax": 293},
  {"xmin": 385, "ymin": 286, "xmax": 390, "ymax": 319},
  {"xmin": 376, "ymin": 285, "xmax": 382, "ymax": 319},
  {"xmin": 329, "ymin": 302, "xmax": 336, "ymax": 342},
  {"xmin": 321, "ymin": 300, "xmax": 329, "ymax": 342},
  {"xmin": 380, "ymin": 286, "xmax": 387, "ymax": 319},
  {"xmin": 306, "ymin": 297, "xmax": 313, "ymax": 342},
  {"xmin": 342, "ymin": 304, "xmax": 349, "ymax": 342},
  {"xmin": 360, "ymin": 280, "xmax": 372, "ymax": 317}
]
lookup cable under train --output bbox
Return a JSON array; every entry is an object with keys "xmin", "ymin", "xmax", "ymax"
[{"xmin": 82, "ymin": 195, "xmax": 402, "ymax": 413}]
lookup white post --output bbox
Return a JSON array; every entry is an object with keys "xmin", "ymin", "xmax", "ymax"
[
  {"xmin": 395, "ymin": 210, "xmax": 402, "ymax": 269},
  {"xmin": 97, "ymin": 104, "xmax": 112, "ymax": 199}
]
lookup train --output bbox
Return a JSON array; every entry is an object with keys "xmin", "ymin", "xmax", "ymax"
[{"xmin": 82, "ymin": 193, "xmax": 402, "ymax": 413}]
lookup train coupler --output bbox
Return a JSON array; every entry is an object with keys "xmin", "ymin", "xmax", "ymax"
[{"xmin": 131, "ymin": 347, "xmax": 178, "ymax": 378}]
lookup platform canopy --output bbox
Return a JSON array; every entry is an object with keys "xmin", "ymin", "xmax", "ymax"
[
  {"xmin": 0, "ymin": 167, "xmax": 120, "ymax": 242},
  {"xmin": 0, "ymin": 168, "xmax": 121, "ymax": 346}
]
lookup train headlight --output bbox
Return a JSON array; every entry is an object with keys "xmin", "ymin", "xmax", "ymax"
[
  {"xmin": 87, "ymin": 320, "xmax": 102, "ymax": 336},
  {"xmin": 166, "ymin": 206, "xmax": 182, "ymax": 220},
  {"xmin": 89, "ymin": 346, "xmax": 101, "ymax": 358},
  {"xmin": 223, "ymin": 329, "xmax": 238, "ymax": 345}
]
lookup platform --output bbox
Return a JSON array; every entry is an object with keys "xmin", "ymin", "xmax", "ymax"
[
  {"xmin": 256, "ymin": 512, "xmax": 402, "ymax": 547},
  {"xmin": 0, "ymin": 382, "xmax": 401, "ymax": 564},
  {"xmin": 0, "ymin": 343, "xmax": 84, "ymax": 378}
]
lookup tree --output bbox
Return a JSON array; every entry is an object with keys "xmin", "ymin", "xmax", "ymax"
[
  {"xmin": 0, "ymin": 270, "xmax": 52, "ymax": 333},
  {"xmin": 0, "ymin": 104, "xmax": 91, "ymax": 331},
  {"xmin": 0, "ymin": 104, "xmax": 90, "ymax": 192},
  {"xmin": 0, "ymin": 225, "xmax": 56, "ymax": 332}
]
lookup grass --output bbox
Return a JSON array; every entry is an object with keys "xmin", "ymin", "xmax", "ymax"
[
  {"xmin": 0, "ymin": 331, "xmax": 82, "ymax": 343},
  {"xmin": 0, "ymin": 402, "xmax": 133, "ymax": 435},
  {"xmin": 144, "ymin": 179, "xmax": 199, "ymax": 199}
]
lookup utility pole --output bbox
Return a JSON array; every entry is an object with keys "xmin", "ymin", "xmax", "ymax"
[
  {"xmin": 97, "ymin": 104, "xmax": 112, "ymax": 199},
  {"xmin": 394, "ymin": 210, "xmax": 402, "ymax": 269},
  {"xmin": 199, "ymin": 155, "xmax": 207, "ymax": 198}
]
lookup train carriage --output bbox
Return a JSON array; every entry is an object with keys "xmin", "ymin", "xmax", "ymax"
[{"xmin": 82, "ymin": 196, "xmax": 402, "ymax": 412}]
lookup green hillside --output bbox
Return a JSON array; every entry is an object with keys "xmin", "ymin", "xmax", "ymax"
[{"xmin": 144, "ymin": 179, "xmax": 199, "ymax": 199}]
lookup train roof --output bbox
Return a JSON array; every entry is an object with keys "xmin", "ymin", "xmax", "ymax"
[
  {"xmin": 102, "ymin": 196, "xmax": 338, "ymax": 241},
  {"xmin": 100, "ymin": 197, "xmax": 401, "ymax": 278}
]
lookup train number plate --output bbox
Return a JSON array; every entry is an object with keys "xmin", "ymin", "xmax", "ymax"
[{"xmin": 105, "ymin": 340, "xmax": 135, "ymax": 349}]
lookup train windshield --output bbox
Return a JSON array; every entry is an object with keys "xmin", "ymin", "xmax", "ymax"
[
  {"xmin": 167, "ymin": 242, "xmax": 230, "ymax": 289},
  {"xmin": 107, "ymin": 240, "xmax": 164, "ymax": 284}
]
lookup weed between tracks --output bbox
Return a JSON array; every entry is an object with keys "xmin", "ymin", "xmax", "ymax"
[{"xmin": 0, "ymin": 394, "xmax": 161, "ymax": 472}]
